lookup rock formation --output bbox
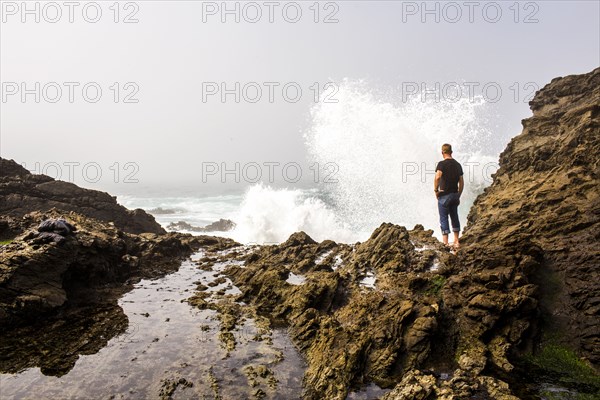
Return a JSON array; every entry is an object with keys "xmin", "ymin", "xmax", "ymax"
[
  {"xmin": 0, "ymin": 158, "xmax": 241, "ymax": 377},
  {"xmin": 0, "ymin": 210, "xmax": 238, "ymax": 331},
  {"xmin": 461, "ymin": 67, "xmax": 600, "ymax": 368},
  {"xmin": 221, "ymin": 224, "xmax": 524, "ymax": 399},
  {"xmin": 0, "ymin": 158, "xmax": 165, "ymax": 235},
  {"xmin": 208, "ymin": 67, "xmax": 600, "ymax": 399},
  {"xmin": 167, "ymin": 218, "xmax": 236, "ymax": 233}
]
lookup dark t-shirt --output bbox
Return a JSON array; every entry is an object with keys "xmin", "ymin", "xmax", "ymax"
[{"xmin": 436, "ymin": 158, "xmax": 463, "ymax": 194}]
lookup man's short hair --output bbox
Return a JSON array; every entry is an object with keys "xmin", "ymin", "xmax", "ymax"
[{"xmin": 442, "ymin": 144, "xmax": 453, "ymax": 154}]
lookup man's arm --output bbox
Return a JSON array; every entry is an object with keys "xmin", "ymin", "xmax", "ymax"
[
  {"xmin": 434, "ymin": 170, "xmax": 442, "ymax": 196},
  {"xmin": 458, "ymin": 175, "xmax": 464, "ymax": 196}
]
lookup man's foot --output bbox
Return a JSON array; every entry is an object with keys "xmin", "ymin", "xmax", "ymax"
[{"xmin": 452, "ymin": 241, "xmax": 460, "ymax": 250}]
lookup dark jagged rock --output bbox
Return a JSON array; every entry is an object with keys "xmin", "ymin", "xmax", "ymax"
[
  {"xmin": 166, "ymin": 221, "xmax": 196, "ymax": 231},
  {"xmin": 0, "ymin": 158, "xmax": 165, "ymax": 234},
  {"xmin": 223, "ymin": 224, "xmax": 464, "ymax": 399},
  {"xmin": 461, "ymin": 67, "xmax": 600, "ymax": 367},
  {"xmin": 166, "ymin": 218, "xmax": 236, "ymax": 233},
  {"xmin": 0, "ymin": 209, "xmax": 239, "ymax": 331},
  {"xmin": 281, "ymin": 231, "xmax": 317, "ymax": 247},
  {"xmin": 385, "ymin": 68, "xmax": 600, "ymax": 398},
  {"xmin": 147, "ymin": 207, "xmax": 180, "ymax": 215}
]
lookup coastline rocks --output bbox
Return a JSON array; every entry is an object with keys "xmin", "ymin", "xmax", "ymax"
[
  {"xmin": 147, "ymin": 207, "xmax": 180, "ymax": 215},
  {"xmin": 0, "ymin": 209, "xmax": 239, "ymax": 330},
  {"xmin": 220, "ymin": 223, "xmax": 537, "ymax": 398},
  {"xmin": 0, "ymin": 158, "xmax": 164, "ymax": 235},
  {"xmin": 223, "ymin": 224, "xmax": 458, "ymax": 399},
  {"xmin": 166, "ymin": 218, "xmax": 236, "ymax": 233},
  {"xmin": 461, "ymin": 67, "xmax": 600, "ymax": 367},
  {"xmin": 215, "ymin": 68, "xmax": 600, "ymax": 398},
  {"xmin": 381, "ymin": 369, "xmax": 518, "ymax": 400}
]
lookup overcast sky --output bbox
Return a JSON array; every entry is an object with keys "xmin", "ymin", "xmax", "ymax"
[{"xmin": 1, "ymin": 0, "xmax": 599, "ymax": 194}]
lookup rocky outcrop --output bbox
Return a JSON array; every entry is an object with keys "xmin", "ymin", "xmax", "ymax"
[
  {"xmin": 167, "ymin": 218, "xmax": 236, "ymax": 233},
  {"xmin": 0, "ymin": 158, "xmax": 164, "ymax": 235},
  {"xmin": 461, "ymin": 67, "xmax": 600, "ymax": 367},
  {"xmin": 210, "ymin": 68, "xmax": 600, "ymax": 399},
  {"xmin": 0, "ymin": 209, "xmax": 238, "ymax": 330},
  {"xmin": 219, "ymin": 224, "xmax": 525, "ymax": 399},
  {"xmin": 147, "ymin": 207, "xmax": 180, "ymax": 214}
]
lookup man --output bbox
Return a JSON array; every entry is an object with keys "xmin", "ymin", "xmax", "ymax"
[{"xmin": 434, "ymin": 143, "xmax": 464, "ymax": 249}]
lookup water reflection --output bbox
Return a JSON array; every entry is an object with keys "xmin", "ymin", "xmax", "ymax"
[
  {"xmin": 0, "ymin": 304, "xmax": 127, "ymax": 377},
  {"xmin": 0, "ymin": 255, "xmax": 306, "ymax": 399}
]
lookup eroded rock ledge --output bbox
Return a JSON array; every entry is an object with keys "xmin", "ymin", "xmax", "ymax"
[
  {"xmin": 218, "ymin": 224, "xmax": 527, "ymax": 399},
  {"xmin": 0, "ymin": 210, "xmax": 238, "ymax": 330},
  {"xmin": 461, "ymin": 67, "xmax": 600, "ymax": 368},
  {"xmin": 0, "ymin": 158, "xmax": 164, "ymax": 235}
]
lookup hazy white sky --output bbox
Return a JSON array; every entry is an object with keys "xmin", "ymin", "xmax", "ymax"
[{"xmin": 1, "ymin": 0, "xmax": 599, "ymax": 194}]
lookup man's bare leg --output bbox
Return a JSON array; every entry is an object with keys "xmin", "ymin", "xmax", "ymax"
[
  {"xmin": 453, "ymin": 231, "xmax": 460, "ymax": 248},
  {"xmin": 442, "ymin": 234, "xmax": 449, "ymax": 246}
]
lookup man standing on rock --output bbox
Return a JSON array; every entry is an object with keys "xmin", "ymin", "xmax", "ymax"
[{"xmin": 434, "ymin": 144, "xmax": 464, "ymax": 249}]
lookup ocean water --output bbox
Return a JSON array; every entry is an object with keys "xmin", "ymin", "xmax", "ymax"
[
  {"xmin": 119, "ymin": 185, "xmax": 364, "ymax": 244},
  {"xmin": 118, "ymin": 193, "xmax": 243, "ymax": 234},
  {"xmin": 120, "ymin": 80, "xmax": 502, "ymax": 245}
]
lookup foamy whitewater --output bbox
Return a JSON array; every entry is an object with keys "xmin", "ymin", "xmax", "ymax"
[{"xmin": 121, "ymin": 80, "xmax": 502, "ymax": 244}]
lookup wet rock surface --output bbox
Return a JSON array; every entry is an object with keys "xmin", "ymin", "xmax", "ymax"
[
  {"xmin": 1, "ymin": 251, "xmax": 306, "ymax": 399},
  {"xmin": 0, "ymin": 158, "xmax": 164, "ymax": 235},
  {"xmin": 218, "ymin": 224, "xmax": 522, "ymax": 399},
  {"xmin": 0, "ymin": 303, "xmax": 128, "ymax": 377},
  {"xmin": 0, "ymin": 209, "xmax": 238, "ymax": 331}
]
